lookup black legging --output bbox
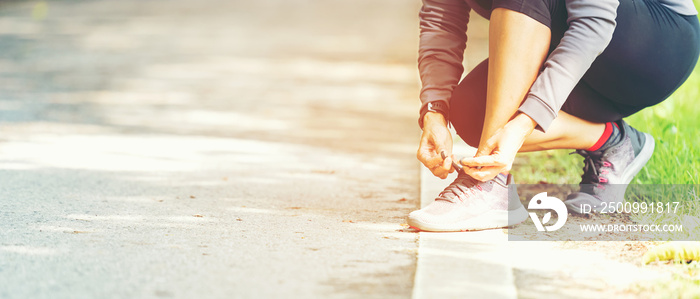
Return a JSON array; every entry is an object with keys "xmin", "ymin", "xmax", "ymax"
[{"xmin": 451, "ymin": 0, "xmax": 700, "ymax": 147}]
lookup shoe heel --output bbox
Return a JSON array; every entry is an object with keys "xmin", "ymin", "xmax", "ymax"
[{"xmin": 622, "ymin": 133, "xmax": 655, "ymax": 184}]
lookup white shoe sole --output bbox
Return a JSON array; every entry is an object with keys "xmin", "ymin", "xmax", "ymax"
[
  {"xmin": 621, "ymin": 133, "xmax": 655, "ymax": 184},
  {"xmin": 407, "ymin": 205, "xmax": 529, "ymax": 232}
]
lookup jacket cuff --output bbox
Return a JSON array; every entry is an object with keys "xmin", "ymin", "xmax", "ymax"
[{"xmin": 518, "ymin": 95, "xmax": 557, "ymax": 133}]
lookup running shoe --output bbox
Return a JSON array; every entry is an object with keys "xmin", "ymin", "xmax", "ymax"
[
  {"xmin": 565, "ymin": 120, "xmax": 655, "ymax": 213},
  {"xmin": 407, "ymin": 172, "xmax": 528, "ymax": 232}
]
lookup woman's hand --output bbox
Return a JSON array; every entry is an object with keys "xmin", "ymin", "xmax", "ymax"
[
  {"xmin": 417, "ymin": 112, "xmax": 454, "ymax": 179},
  {"xmin": 460, "ymin": 113, "xmax": 537, "ymax": 181}
]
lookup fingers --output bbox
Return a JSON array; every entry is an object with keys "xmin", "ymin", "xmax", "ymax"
[
  {"xmin": 417, "ymin": 145, "xmax": 452, "ymax": 179},
  {"xmin": 460, "ymin": 154, "xmax": 506, "ymax": 182},
  {"xmin": 426, "ymin": 155, "xmax": 451, "ymax": 179},
  {"xmin": 417, "ymin": 151, "xmax": 449, "ymax": 179},
  {"xmin": 417, "ymin": 124, "xmax": 454, "ymax": 179},
  {"xmin": 442, "ymin": 154, "xmax": 453, "ymax": 172},
  {"xmin": 463, "ymin": 166, "xmax": 501, "ymax": 182},
  {"xmin": 430, "ymin": 153, "xmax": 452, "ymax": 179},
  {"xmin": 460, "ymin": 155, "xmax": 507, "ymax": 168},
  {"xmin": 439, "ymin": 151, "xmax": 458, "ymax": 172}
]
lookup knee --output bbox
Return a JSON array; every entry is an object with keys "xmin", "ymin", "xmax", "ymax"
[
  {"xmin": 492, "ymin": 0, "xmax": 558, "ymax": 11},
  {"xmin": 491, "ymin": 0, "xmax": 561, "ymax": 29}
]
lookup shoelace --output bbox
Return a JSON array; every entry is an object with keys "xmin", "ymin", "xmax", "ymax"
[
  {"xmin": 572, "ymin": 150, "xmax": 611, "ymax": 188},
  {"xmin": 436, "ymin": 173, "xmax": 483, "ymax": 203}
]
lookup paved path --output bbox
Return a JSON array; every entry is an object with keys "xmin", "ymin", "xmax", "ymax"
[{"xmin": 0, "ymin": 0, "xmax": 421, "ymax": 298}]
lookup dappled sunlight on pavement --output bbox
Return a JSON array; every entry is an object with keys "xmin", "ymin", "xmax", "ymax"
[{"xmin": 0, "ymin": 0, "xmax": 423, "ymax": 298}]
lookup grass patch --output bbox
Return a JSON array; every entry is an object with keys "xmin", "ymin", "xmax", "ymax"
[
  {"xmin": 629, "ymin": 262, "xmax": 700, "ymax": 298},
  {"xmin": 626, "ymin": 68, "xmax": 700, "ymax": 185}
]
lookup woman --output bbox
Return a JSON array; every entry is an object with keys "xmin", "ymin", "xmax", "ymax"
[{"xmin": 408, "ymin": 0, "xmax": 700, "ymax": 232}]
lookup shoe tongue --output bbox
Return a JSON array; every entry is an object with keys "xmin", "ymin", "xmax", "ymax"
[{"xmin": 579, "ymin": 149, "xmax": 604, "ymax": 160}]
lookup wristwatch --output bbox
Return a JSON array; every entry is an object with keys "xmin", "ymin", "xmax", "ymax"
[{"xmin": 418, "ymin": 101, "xmax": 449, "ymax": 129}]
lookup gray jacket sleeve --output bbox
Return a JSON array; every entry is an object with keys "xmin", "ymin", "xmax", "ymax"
[
  {"xmin": 518, "ymin": 0, "xmax": 619, "ymax": 132},
  {"xmin": 418, "ymin": 0, "xmax": 471, "ymax": 112}
]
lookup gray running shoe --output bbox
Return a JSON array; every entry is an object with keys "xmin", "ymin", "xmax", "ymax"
[
  {"xmin": 565, "ymin": 121, "xmax": 655, "ymax": 213},
  {"xmin": 407, "ymin": 173, "xmax": 528, "ymax": 232}
]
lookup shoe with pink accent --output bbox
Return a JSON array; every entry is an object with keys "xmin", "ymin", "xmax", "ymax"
[
  {"xmin": 565, "ymin": 121, "xmax": 655, "ymax": 213},
  {"xmin": 407, "ymin": 173, "xmax": 528, "ymax": 232}
]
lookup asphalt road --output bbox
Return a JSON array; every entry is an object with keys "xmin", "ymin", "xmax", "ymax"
[{"xmin": 0, "ymin": 0, "xmax": 423, "ymax": 298}]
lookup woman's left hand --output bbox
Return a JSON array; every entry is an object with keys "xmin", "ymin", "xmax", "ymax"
[{"xmin": 460, "ymin": 113, "xmax": 537, "ymax": 181}]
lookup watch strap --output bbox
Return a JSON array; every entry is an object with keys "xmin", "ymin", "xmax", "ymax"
[{"xmin": 418, "ymin": 101, "xmax": 449, "ymax": 129}]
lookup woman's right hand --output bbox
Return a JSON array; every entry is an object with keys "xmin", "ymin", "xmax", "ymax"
[{"xmin": 417, "ymin": 112, "xmax": 454, "ymax": 179}]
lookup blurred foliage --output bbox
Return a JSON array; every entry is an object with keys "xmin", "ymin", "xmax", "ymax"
[{"xmin": 32, "ymin": 1, "xmax": 48, "ymax": 20}]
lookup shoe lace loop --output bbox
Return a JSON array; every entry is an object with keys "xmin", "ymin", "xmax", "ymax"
[
  {"xmin": 571, "ymin": 150, "xmax": 607, "ymax": 185},
  {"xmin": 437, "ymin": 173, "xmax": 480, "ymax": 203}
]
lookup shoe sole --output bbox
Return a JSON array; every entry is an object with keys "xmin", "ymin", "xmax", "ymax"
[
  {"xmin": 565, "ymin": 195, "xmax": 597, "ymax": 214},
  {"xmin": 566, "ymin": 133, "xmax": 655, "ymax": 214},
  {"xmin": 407, "ymin": 205, "xmax": 529, "ymax": 232},
  {"xmin": 621, "ymin": 133, "xmax": 655, "ymax": 185}
]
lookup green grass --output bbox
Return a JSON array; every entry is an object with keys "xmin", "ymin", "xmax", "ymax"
[
  {"xmin": 512, "ymin": 65, "xmax": 700, "ymax": 185},
  {"xmin": 627, "ymin": 68, "xmax": 700, "ymax": 185}
]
